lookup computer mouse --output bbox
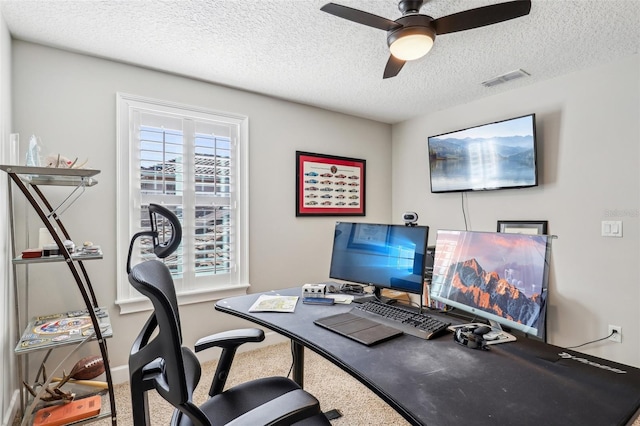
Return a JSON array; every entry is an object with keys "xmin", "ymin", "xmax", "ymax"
[{"xmin": 473, "ymin": 325, "xmax": 492, "ymax": 336}]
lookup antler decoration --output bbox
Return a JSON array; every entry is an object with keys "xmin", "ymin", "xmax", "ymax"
[
  {"xmin": 23, "ymin": 356, "xmax": 105, "ymax": 403},
  {"xmin": 23, "ymin": 365, "xmax": 75, "ymax": 402}
]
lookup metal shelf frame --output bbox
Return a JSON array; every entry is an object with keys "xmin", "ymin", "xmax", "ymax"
[{"xmin": 2, "ymin": 165, "xmax": 117, "ymax": 425}]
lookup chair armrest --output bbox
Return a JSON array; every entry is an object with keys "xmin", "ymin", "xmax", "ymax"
[
  {"xmin": 196, "ymin": 328, "xmax": 266, "ymax": 396},
  {"xmin": 225, "ymin": 389, "xmax": 323, "ymax": 426},
  {"xmin": 194, "ymin": 328, "xmax": 264, "ymax": 352}
]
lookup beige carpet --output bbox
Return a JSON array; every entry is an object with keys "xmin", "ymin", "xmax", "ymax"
[{"xmin": 95, "ymin": 341, "xmax": 408, "ymax": 425}]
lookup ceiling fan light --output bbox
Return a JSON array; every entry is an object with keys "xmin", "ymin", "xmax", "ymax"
[
  {"xmin": 387, "ymin": 25, "xmax": 435, "ymax": 61},
  {"xmin": 390, "ymin": 34, "xmax": 433, "ymax": 60}
]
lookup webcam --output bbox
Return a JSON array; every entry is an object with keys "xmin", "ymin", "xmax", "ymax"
[{"xmin": 403, "ymin": 211, "xmax": 418, "ymax": 226}]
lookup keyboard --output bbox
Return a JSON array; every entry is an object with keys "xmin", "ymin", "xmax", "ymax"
[{"xmin": 353, "ymin": 300, "xmax": 451, "ymax": 340}]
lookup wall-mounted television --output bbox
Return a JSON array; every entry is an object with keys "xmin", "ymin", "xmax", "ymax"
[{"xmin": 427, "ymin": 114, "xmax": 538, "ymax": 193}]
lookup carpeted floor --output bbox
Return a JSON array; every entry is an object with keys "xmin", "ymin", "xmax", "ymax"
[{"xmin": 95, "ymin": 341, "xmax": 408, "ymax": 425}]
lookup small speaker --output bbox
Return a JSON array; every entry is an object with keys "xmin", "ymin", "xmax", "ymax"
[
  {"xmin": 425, "ymin": 246, "xmax": 435, "ymax": 278},
  {"xmin": 302, "ymin": 283, "xmax": 326, "ymax": 298}
]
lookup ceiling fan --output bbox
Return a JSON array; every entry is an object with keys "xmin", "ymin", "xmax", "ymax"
[{"xmin": 320, "ymin": 0, "xmax": 532, "ymax": 79}]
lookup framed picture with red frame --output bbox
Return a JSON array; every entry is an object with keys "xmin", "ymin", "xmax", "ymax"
[{"xmin": 296, "ymin": 151, "xmax": 365, "ymax": 217}]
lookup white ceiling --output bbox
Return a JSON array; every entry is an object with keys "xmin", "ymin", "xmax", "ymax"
[{"xmin": 1, "ymin": 0, "xmax": 639, "ymax": 124}]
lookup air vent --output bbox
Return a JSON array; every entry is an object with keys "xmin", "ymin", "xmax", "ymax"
[{"xmin": 482, "ymin": 69, "xmax": 530, "ymax": 87}]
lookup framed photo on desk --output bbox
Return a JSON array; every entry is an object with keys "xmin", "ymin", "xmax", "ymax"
[
  {"xmin": 497, "ymin": 220, "xmax": 548, "ymax": 235},
  {"xmin": 296, "ymin": 151, "xmax": 365, "ymax": 217}
]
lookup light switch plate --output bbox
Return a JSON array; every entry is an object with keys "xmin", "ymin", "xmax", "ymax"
[{"xmin": 601, "ymin": 221, "xmax": 623, "ymax": 237}]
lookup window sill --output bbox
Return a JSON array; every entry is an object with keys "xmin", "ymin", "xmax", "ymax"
[{"xmin": 116, "ymin": 283, "xmax": 250, "ymax": 315}]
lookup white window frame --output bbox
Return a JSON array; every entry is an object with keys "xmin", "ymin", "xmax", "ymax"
[{"xmin": 116, "ymin": 93, "xmax": 249, "ymax": 314}]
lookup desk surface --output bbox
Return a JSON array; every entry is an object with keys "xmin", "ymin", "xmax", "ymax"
[{"xmin": 216, "ymin": 288, "xmax": 640, "ymax": 426}]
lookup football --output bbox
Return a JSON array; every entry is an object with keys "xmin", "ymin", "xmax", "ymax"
[{"xmin": 69, "ymin": 355, "xmax": 105, "ymax": 380}]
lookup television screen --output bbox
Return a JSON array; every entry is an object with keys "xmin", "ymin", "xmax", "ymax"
[
  {"xmin": 428, "ymin": 114, "xmax": 538, "ymax": 193},
  {"xmin": 429, "ymin": 230, "xmax": 551, "ymax": 338},
  {"xmin": 329, "ymin": 222, "xmax": 429, "ymax": 295}
]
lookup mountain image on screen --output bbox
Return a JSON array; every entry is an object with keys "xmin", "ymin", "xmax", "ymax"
[
  {"xmin": 427, "ymin": 114, "xmax": 538, "ymax": 193},
  {"xmin": 429, "ymin": 135, "xmax": 535, "ymax": 165},
  {"xmin": 445, "ymin": 258, "xmax": 541, "ymax": 326}
]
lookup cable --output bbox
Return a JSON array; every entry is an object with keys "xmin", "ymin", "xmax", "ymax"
[
  {"xmin": 340, "ymin": 284, "xmax": 365, "ymax": 295},
  {"xmin": 405, "ymin": 298, "xmax": 421, "ymax": 309},
  {"xmin": 287, "ymin": 341, "xmax": 295, "ymax": 378},
  {"xmin": 461, "ymin": 192, "xmax": 468, "ymax": 230},
  {"xmin": 565, "ymin": 331, "xmax": 616, "ymax": 349}
]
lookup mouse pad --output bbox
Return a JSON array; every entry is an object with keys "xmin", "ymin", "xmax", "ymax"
[{"xmin": 314, "ymin": 312, "xmax": 403, "ymax": 346}]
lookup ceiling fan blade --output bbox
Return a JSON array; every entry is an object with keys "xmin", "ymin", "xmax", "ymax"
[
  {"xmin": 383, "ymin": 55, "xmax": 406, "ymax": 79},
  {"xmin": 432, "ymin": 0, "xmax": 531, "ymax": 35},
  {"xmin": 321, "ymin": 3, "xmax": 402, "ymax": 31}
]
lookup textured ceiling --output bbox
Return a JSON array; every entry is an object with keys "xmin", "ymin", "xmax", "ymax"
[{"xmin": 1, "ymin": 0, "xmax": 639, "ymax": 123}]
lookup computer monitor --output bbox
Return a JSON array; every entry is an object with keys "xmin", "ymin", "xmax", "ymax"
[
  {"xmin": 429, "ymin": 229, "xmax": 551, "ymax": 339},
  {"xmin": 329, "ymin": 222, "xmax": 429, "ymax": 300}
]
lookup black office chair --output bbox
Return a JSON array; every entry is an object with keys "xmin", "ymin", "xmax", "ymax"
[{"xmin": 127, "ymin": 204, "xmax": 331, "ymax": 425}]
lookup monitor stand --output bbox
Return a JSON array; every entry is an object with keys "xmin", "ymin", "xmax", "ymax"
[
  {"xmin": 484, "ymin": 320, "xmax": 517, "ymax": 345},
  {"xmin": 352, "ymin": 294, "xmax": 377, "ymax": 304},
  {"xmin": 351, "ymin": 287, "xmax": 396, "ymax": 305},
  {"xmin": 448, "ymin": 321, "xmax": 517, "ymax": 345}
]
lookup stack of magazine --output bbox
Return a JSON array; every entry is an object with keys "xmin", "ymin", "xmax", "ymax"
[{"xmin": 16, "ymin": 307, "xmax": 112, "ymax": 354}]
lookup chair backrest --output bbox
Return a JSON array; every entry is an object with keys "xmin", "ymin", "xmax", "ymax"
[
  {"xmin": 126, "ymin": 203, "xmax": 182, "ymax": 273},
  {"xmin": 128, "ymin": 259, "xmax": 209, "ymax": 424},
  {"xmin": 148, "ymin": 203, "xmax": 182, "ymax": 259}
]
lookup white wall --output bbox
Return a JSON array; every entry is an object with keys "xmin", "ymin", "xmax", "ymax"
[
  {"xmin": 392, "ymin": 54, "xmax": 640, "ymax": 367},
  {"xmin": 9, "ymin": 41, "xmax": 392, "ymax": 377},
  {"xmin": 0, "ymin": 8, "xmax": 18, "ymax": 426}
]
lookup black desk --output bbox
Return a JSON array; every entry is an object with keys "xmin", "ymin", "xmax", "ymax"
[{"xmin": 216, "ymin": 288, "xmax": 640, "ymax": 426}]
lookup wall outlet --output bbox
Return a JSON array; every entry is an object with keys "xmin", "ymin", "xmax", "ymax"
[{"xmin": 608, "ymin": 325, "xmax": 622, "ymax": 343}]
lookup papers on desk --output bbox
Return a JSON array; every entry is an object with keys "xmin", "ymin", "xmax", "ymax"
[{"xmin": 249, "ymin": 295, "xmax": 299, "ymax": 312}]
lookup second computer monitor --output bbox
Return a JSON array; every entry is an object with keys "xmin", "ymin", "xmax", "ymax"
[
  {"xmin": 329, "ymin": 222, "xmax": 429, "ymax": 295},
  {"xmin": 429, "ymin": 229, "xmax": 551, "ymax": 338}
]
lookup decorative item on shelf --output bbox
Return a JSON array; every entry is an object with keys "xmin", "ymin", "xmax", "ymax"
[
  {"xmin": 42, "ymin": 244, "xmax": 60, "ymax": 257},
  {"xmin": 38, "ymin": 227, "xmax": 56, "ymax": 249},
  {"xmin": 23, "ymin": 355, "xmax": 105, "ymax": 403},
  {"xmin": 24, "ymin": 368, "xmax": 74, "ymax": 403},
  {"xmin": 32, "ymin": 395, "xmax": 101, "ymax": 426},
  {"xmin": 9, "ymin": 133, "xmax": 19, "ymax": 165},
  {"xmin": 16, "ymin": 307, "xmax": 112, "ymax": 353},
  {"xmin": 63, "ymin": 240, "xmax": 75, "ymax": 253},
  {"xmin": 22, "ymin": 248, "xmax": 42, "ymax": 259},
  {"xmin": 66, "ymin": 356, "xmax": 105, "ymax": 381},
  {"xmin": 80, "ymin": 243, "xmax": 101, "ymax": 255},
  {"xmin": 24, "ymin": 378, "xmax": 74, "ymax": 403},
  {"xmin": 25, "ymin": 134, "xmax": 44, "ymax": 167},
  {"xmin": 44, "ymin": 153, "xmax": 88, "ymax": 169}
]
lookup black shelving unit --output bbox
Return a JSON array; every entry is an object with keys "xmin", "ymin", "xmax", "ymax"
[{"xmin": 1, "ymin": 165, "xmax": 117, "ymax": 425}]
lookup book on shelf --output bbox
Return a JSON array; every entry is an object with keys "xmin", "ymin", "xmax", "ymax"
[
  {"xmin": 33, "ymin": 395, "xmax": 101, "ymax": 426},
  {"xmin": 15, "ymin": 307, "xmax": 112, "ymax": 354}
]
